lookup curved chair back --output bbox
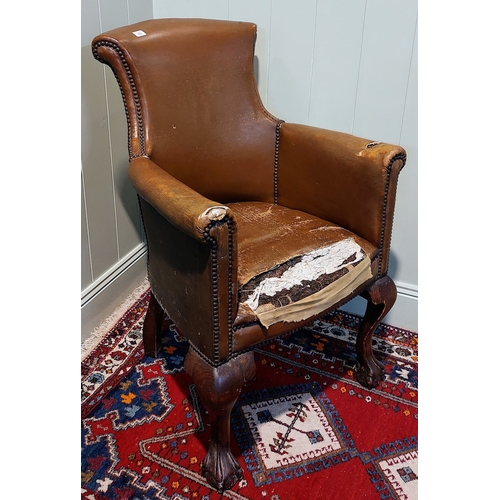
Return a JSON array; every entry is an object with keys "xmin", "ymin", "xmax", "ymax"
[{"xmin": 93, "ymin": 18, "xmax": 278, "ymax": 203}]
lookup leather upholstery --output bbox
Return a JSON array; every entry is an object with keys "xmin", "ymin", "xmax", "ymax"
[
  {"xmin": 94, "ymin": 18, "xmax": 278, "ymax": 203},
  {"xmin": 277, "ymin": 124, "xmax": 405, "ymax": 276},
  {"xmin": 93, "ymin": 18, "xmax": 406, "ymax": 366}
]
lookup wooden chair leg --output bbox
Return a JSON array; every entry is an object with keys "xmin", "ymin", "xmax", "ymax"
[
  {"xmin": 355, "ymin": 275, "xmax": 397, "ymax": 389},
  {"xmin": 142, "ymin": 292, "xmax": 165, "ymax": 357},
  {"xmin": 184, "ymin": 348, "xmax": 256, "ymax": 492}
]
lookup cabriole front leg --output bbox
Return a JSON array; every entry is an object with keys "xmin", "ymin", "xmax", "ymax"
[
  {"xmin": 184, "ymin": 348, "xmax": 256, "ymax": 492},
  {"xmin": 355, "ymin": 275, "xmax": 397, "ymax": 388}
]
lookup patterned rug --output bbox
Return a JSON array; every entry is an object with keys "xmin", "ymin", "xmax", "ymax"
[{"xmin": 81, "ymin": 286, "xmax": 417, "ymax": 500}]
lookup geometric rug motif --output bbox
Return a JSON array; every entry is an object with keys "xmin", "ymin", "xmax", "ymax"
[
  {"xmin": 82, "ymin": 287, "xmax": 417, "ymax": 500},
  {"xmin": 81, "ymin": 291, "xmax": 151, "ymax": 418},
  {"xmin": 233, "ymin": 382, "xmax": 355, "ymax": 487},
  {"xmin": 364, "ymin": 443, "xmax": 418, "ymax": 500},
  {"xmin": 82, "ymin": 356, "xmax": 206, "ymax": 499},
  {"xmin": 380, "ymin": 450, "xmax": 418, "ymax": 499}
]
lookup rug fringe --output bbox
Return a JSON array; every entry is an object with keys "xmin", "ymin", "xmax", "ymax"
[{"xmin": 81, "ymin": 277, "xmax": 150, "ymax": 361}]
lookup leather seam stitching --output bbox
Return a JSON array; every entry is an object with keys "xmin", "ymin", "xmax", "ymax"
[
  {"xmin": 202, "ymin": 215, "xmax": 236, "ymax": 365},
  {"xmin": 274, "ymin": 120, "xmax": 285, "ymax": 204},
  {"xmin": 377, "ymin": 153, "xmax": 407, "ymax": 277}
]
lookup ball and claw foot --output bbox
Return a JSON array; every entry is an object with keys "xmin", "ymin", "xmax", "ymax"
[
  {"xmin": 184, "ymin": 349, "xmax": 256, "ymax": 492},
  {"xmin": 201, "ymin": 443, "xmax": 243, "ymax": 492},
  {"xmin": 354, "ymin": 356, "xmax": 386, "ymax": 389},
  {"xmin": 354, "ymin": 275, "xmax": 397, "ymax": 389}
]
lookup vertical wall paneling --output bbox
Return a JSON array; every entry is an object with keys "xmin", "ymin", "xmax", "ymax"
[
  {"xmin": 81, "ymin": 170, "xmax": 92, "ymax": 289},
  {"xmin": 308, "ymin": 0, "xmax": 366, "ymax": 132},
  {"xmin": 353, "ymin": 0, "xmax": 418, "ymax": 144},
  {"xmin": 389, "ymin": 19, "xmax": 418, "ymax": 286},
  {"xmin": 81, "ymin": 0, "xmax": 101, "ymax": 47},
  {"xmin": 82, "ymin": 0, "xmax": 153, "ymax": 341},
  {"xmin": 128, "ymin": 0, "xmax": 154, "ymax": 22},
  {"xmin": 104, "ymin": 64, "xmax": 143, "ymax": 256},
  {"xmin": 187, "ymin": 0, "xmax": 229, "ymax": 20},
  {"xmin": 339, "ymin": 2, "xmax": 418, "ymax": 329},
  {"xmin": 99, "ymin": 0, "xmax": 129, "ymax": 33},
  {"xmin": 81, "ymin": 45, "xmax": 119, "ymax": 280},
  {"xmin": 266, "ymin": 0, "xmax": 318, "ymax": 123},
  {"xmin": 228, "ymin": 0, "xmax": 272, "ymax": 105},
  {"xmin": 153, "ymin": 0, "xmax": 189, "ymax": 18}
]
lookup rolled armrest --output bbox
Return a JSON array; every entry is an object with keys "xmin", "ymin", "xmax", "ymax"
[
  {"xmin": 128, "ymin": 156, "xmax": 231, "ymax": 242},
  {"xmin": 277, "ymin": 123, "xmax": 406, "ymax": 276}
]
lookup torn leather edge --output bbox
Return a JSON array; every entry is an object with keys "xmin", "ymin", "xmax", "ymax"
[{"xmin": 248, "ymin": 256, "xmax": 372, "ymax": 329}]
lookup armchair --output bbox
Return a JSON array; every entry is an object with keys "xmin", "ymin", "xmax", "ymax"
[{"xmin": 92, "ymin": 18, "xmax": 406, "ymax": 491}]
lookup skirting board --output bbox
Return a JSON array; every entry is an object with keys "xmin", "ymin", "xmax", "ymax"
[
  {"xmin": 81, "ymin": 243, "xmax": 148, "ymax": 343},
  {"xmin": 339, "ymin": 281, "xmax": 418, "ymax": 332}
]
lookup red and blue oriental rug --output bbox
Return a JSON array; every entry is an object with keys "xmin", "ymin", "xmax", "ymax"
[{"xmin": 81, "ymin": 285, "xmax": 417, "ymax": 499}]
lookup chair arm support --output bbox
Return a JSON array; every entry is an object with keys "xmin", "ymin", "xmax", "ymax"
[
  {"xmin": 128, "ymin": 156, "xmax": 232, "ymax": 242},
  {"xmin": 277, "ymin": 123, "xmax": 406, "ymax": 276}
]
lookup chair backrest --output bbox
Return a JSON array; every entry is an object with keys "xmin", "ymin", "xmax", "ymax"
[{"xmin": 92, "ymin": 18, "xmax": 279, "ymax": 203}]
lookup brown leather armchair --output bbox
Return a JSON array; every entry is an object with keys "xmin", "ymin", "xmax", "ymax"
[{"xmin": 92, "ymin": 18, "xmax": 406, "ymax": 492}]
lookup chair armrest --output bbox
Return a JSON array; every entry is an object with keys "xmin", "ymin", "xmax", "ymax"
[
  {"xmin": 277, "ymin": 123, "xmax": 406, "ymax": 277},
  {"xmin": 128, "ymin": 156, "xmax": 231, "ymax": 242},
  {"xmin": 129, "ymin": 156, "xmax": 237, "ymax": 363}
]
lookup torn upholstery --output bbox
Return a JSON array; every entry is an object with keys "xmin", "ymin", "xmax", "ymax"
[{"xmin": 230, "ymin": 202, "xmax": 375, "ymax": 328}]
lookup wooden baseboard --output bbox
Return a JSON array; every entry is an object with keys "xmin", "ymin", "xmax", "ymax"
[{"xmin": 81, "ymin": 244, "xmax": 148, "ymax": 343}]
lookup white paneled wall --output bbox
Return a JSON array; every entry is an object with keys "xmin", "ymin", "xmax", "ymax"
[
  {"xmin": 308, "ymin": 0, "xmax": 366, "ymax": 132},
  {"xmin": 81, "ymin": 0, "xmax": 154, "ymax": 340},
  {"xmin": 82, "ymin": 0, "xmax": 418, "ymax": 339}
]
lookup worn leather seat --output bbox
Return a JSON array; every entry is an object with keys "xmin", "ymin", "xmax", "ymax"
[{"xmin": 92, "ymin": 18, "xmax": 406, "ymax": 491}]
